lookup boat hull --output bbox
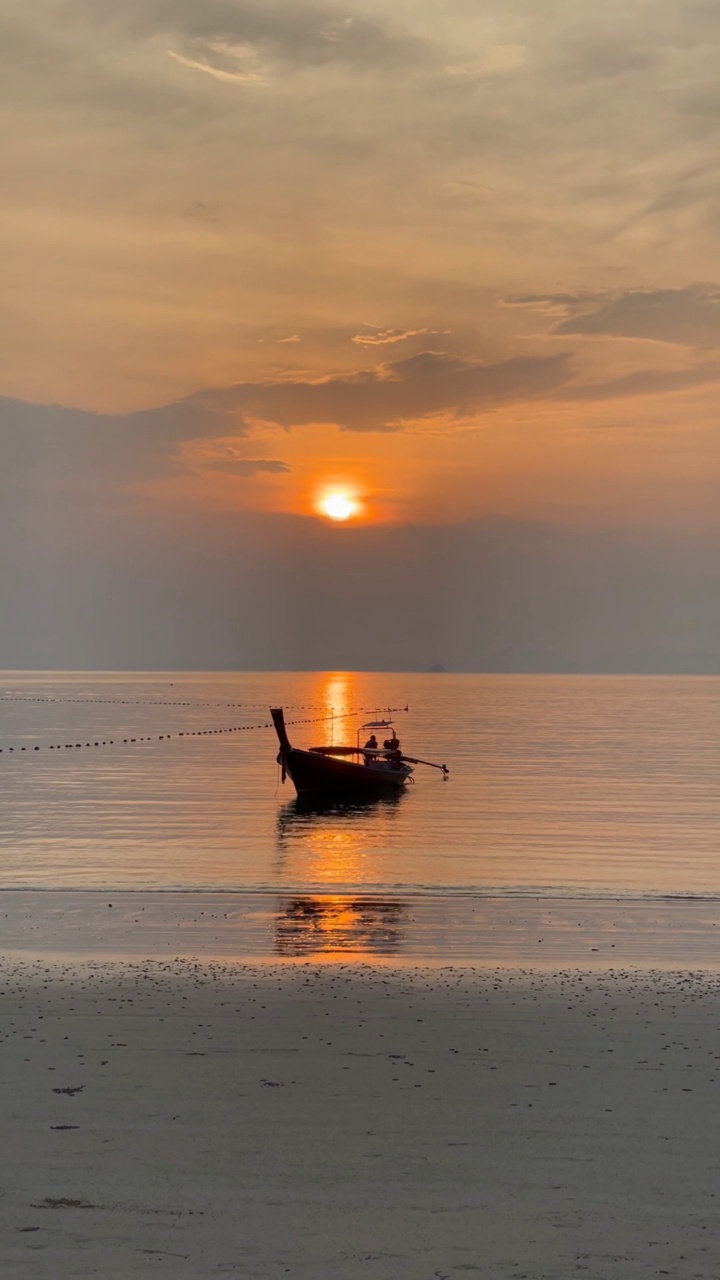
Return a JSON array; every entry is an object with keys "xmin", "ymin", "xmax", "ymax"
[{"xmin": 284, "ymin": 747, "xmax": 412, "ymax": 796}]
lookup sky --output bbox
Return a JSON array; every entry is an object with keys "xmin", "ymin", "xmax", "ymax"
[{"xmin": 2, "ymin": 0, "xmax": 720, "ymax": 670}]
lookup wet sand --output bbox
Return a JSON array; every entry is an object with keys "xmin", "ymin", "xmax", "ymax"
[
  {"xmin": 2, "ymin": 955, "xmax": 720, "ymax": 1278},
  {"xmin": 3, "ymin": 889, "xmax": 720, "ymax": 967}
]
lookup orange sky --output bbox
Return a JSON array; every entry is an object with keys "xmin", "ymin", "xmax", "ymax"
[{"xmin": 3, "ymin": 0, "xmax": 720, "ymax": 538}]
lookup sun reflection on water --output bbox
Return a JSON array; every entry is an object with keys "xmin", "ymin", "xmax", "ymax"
[
  {"xmin": 274, "ymin": 895, "xmax": 407, "ymax": 956},
  {"xmin": 275, "ymin": 791, "xmax": 405, "ymax": 887},
  {"xmin": 316, "ymin": 672, "xmax": 355, "ymax": 746}
]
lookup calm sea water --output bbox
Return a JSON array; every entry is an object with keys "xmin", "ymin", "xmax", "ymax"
[{"xmin": 1, "ymin": 671, "xmax": 719, "ymax": 899}]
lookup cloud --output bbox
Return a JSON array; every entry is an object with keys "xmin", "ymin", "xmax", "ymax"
[
  {"xmin": 444, "ymin": 45, "xmax": 529, "ymax": 78},
  {"xmin": 508, "ymin": 286, "xmax": 720, "ymax": 347},
  {"xmin": 561, "ymin": 360, "xmax": 720, "ymax": 401},
  {"xmin": 8, "ymin": 337, "xmax": 720, "ymax": 510},
  {"xmin": 0, "ymin": 350, "xmax": 572, "ymax": 508},
  {"xmin": 503, "ymin": 292, "xmax": 606, "ymax": 320},
  {"xmin": 4, "ymin": 330, "xmax": 720, "ymax": 534},
  {"xmin": 0, "ymin": 397, "xmax": 204, "ymax": 500},
  {"xmin": 83, "ymin": 0, "xmax": 432, "ymax": 71},
  {"xmin": 10, "ymin": 0, "xmax": 720, "ymax": 422},
  {"xmin": 351, "ymin": 326, "xmax": 450, "ymax": 346},
  {"xmin": 555, "ymin": 286, "xmax": 720, "ymax": 347},
  {"xmin": 207, "ymin": 457, "xmax": 291, "ymax": 475},
  {"xmin": 168, "ymin": 41, "xmax": 270, "ymax": 85},
  {"xmin": 276, "ymin": 334, "xmax": 301, "ymax": 343},
  {"xmin": 184, "ymin": 349, "xmax": 573, "ymax": 431}
]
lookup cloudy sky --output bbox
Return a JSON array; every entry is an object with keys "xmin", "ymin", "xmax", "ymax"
[{"xmin": 3, "ymin": 0, "xmax": 720, "ymax": 669}]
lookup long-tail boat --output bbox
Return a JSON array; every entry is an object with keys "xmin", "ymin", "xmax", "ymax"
[{"xmin": 270, "ymin": 707, "xmax": 448, "ymax": 796}]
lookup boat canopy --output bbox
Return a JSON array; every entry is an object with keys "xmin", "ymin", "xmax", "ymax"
[{"xmin": 357, "ymin": 717, "xmax": 401, "ymax": 747}]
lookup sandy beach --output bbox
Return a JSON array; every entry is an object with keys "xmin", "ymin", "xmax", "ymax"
[{"xmin": 2, "ymin": 948, "xmax": 720, "ymax": 1278}]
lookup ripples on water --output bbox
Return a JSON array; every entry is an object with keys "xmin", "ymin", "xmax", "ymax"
[{"xmin": 1, "ymin": 670, "xmax": 720, "ymax": 899}]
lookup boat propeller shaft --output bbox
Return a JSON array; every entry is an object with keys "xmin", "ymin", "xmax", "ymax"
[{"xmin": 400, "ymin": 754, "xmax": 449, "ymax": 776}]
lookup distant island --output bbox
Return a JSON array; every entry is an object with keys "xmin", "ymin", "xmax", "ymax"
[{"xmin": 424, "ymin": 663, "xmax": 447, "ymax": 673}]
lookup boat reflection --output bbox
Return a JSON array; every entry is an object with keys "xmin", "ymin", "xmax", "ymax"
[
  {"xmin": 274, "ymin": 895, "xmax": 407, "ymax": 957},
  {"xmin": 273, "ymin": 790, "xmax": 408, "ymax": 955},
  {"xmin": 274, "ymin": 790, "xmax": 405, "ymax": 886},
  {"xmin": 277, "ymin": 788, "xmax": 405, "ymax": 828}
]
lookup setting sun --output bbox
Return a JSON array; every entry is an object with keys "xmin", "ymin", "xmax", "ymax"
[{"xmin": 319, "ymin": 492, "xmax": 359, "ymax": 521}]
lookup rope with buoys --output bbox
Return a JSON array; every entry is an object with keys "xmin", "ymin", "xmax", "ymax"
[
  {"xmin": 0, "ymin": 696, "xmax": 330, "ymax": 710},
  {"xmin": 0, "ymin": 706, "xmax": 409, "ymax": 759}
]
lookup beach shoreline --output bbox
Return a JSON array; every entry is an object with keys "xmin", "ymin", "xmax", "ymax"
[
  {"xmin": 2, "ymin": 888, "xmax": 720, "ymax": 970},
  {"xmin": 4, "ymin": 891, "xmax": 720, "ymax": 1277},
  {"xmin": 2, "ymin": 955, "xmax": 720, "ymax": 1277}
]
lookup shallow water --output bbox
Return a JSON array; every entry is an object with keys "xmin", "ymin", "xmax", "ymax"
[
  {"xmin": 5, "ymin": 889, "xmax": 720, "ymax": 968},
  {"xmin": 1, "ymin": 670, "xmax": 719, "ymax": 898}
]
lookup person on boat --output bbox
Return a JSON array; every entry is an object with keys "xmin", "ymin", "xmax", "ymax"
[
  {"xmin": 383, "ymin": 732, "xmax": 402, "ymax": 766},
  {"xmin": 363, "ymin": 733, "xmax": 378, "ymax": 765}
]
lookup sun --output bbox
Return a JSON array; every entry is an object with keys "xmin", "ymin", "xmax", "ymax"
[{"xmin": 319, "ymin": 492, "xmax": 359, "ymax": 521}]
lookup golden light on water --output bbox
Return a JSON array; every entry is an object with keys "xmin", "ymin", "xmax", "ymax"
[{"xmin": 274, "ymin": 895, "xmax": 406, "ymax": 957}]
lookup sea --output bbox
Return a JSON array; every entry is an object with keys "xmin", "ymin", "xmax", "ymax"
[{"xmin": 1, "ymin": 670, "xmax": 719, "ymax": 900}]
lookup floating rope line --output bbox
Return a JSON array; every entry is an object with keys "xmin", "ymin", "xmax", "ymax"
[
  {"xmin": 0, "ymin": 696, "xmax": 328, "ymax": 710},
  {"xmin": 1, "ymin": 695, "xmax": 409, "ymax": 712},
  {"xmin": 0, "ymin": 707, "xmax": 408, "ymax": 759}
]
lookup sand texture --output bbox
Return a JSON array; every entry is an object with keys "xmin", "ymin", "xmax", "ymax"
[{"xmin": 2, "ymin": 959, "xmax": 720, "ymax": 1278}]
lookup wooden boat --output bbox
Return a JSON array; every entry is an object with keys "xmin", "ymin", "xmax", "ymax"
[
  {"xmin": 271, "ymin": 707, "xmax": 447, "ymax": 796},
  {"xmin": 271, "ymin": 708, "xmax": 412, "ymax": 794}
]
